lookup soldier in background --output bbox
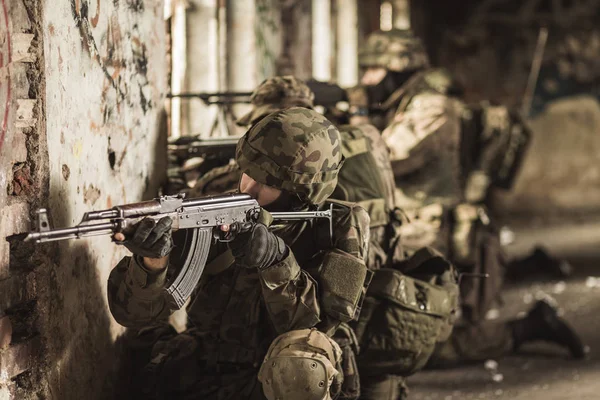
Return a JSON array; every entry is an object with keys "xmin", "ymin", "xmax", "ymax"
[
  {"xmin": 339, "ymin": 29, "xmax": 586, "ymax": 372},
  {"xmin": 188, "ymin": 76, "xmax": 314, "ymax": 197}
]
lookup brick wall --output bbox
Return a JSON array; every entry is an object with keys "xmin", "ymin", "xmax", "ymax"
[{"xmin": 0, "ymin": 0, "xmax": 47, "ymax": 397}]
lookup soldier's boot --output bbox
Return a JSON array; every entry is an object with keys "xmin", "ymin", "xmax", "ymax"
[
  {"xmin": 506, "ymin": 247, "xmax": 573, "ymax": 281},
  {"xmin": 510, "ymin": 300, "xmax": 586, "ymax": 359}
]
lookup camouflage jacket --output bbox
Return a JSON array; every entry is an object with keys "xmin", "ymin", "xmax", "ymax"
[
  {"xmin": 107, "ymin": 201, "xmax": 370, "ymax": 365},
  {"xmin": 380, "ymin": 68, "xmax": 465, "ymax": 212}
]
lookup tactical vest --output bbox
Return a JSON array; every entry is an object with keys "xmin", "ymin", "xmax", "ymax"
[
  {"xmin": 332, "ymin": 124, "xmax": 404, "ymax": 270},
  {"xmin": 182, "ymin": 199, "xmax": 370, "ymax": 366}
]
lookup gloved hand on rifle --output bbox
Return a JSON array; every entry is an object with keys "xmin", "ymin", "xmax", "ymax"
[
  {"xmin": 114, "ymin": 217, "xmax": 174, "ymax": 260},
  {"xmin": 226, "ymin": 222, "xmax": 288, "ymax": 270}
]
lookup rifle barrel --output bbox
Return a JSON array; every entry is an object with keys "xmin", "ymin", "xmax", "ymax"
[
  {"xmin": 167, "ymin": 92, "xmax": 253, "ymax": 102},
  {"xmin": 25, "ymin": 221, "xmax": 118, "ymax": 243},
  {"xmin": 271, "ymin": 210, "xmax": 332, "ymax": 220}
]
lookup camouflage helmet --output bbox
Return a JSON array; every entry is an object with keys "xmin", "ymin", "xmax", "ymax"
[
  {"xmin": 359, "ymin": 29, "xmax": 429, "ymax": 72},
  {"xmin": 236, "ymin": 107, "xmax": 343, "ymax": 205},
  {"xmin": 258, "ymin": 329, "xmax": 343, "ymax": 400},
  {"xmin": 236, "ymin": 76, "xmax": 315, "ymax": 126}
]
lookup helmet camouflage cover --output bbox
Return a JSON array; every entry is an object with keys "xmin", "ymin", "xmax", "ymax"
[
  {"xmin": 258, "ymin": 328, "xmax": 343, "ymax": 400},
  {"xmin": 236, "ymin": 75, "xmax": 315, "ymax": 126},
  {"xmin": 359, "ymin": 29, "xmax": 430, "ymax": 72},
  {"xmin": 236, "ymin": 107, "xmax": 344, "ymax": 205}
]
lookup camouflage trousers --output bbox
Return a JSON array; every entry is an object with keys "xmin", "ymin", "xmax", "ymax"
[
  {"xmin": 427, "ymin": 220, "xmax": 511, "ymax": 367},
  {"xmin": 122, "ymin": 327, "xmax": 266, "ymax": 400},
  {"xmin": 360, "ymin": 374, "xmax": 408, "ymax": 400},
  {"xmin": 426, "ymin": 320, "xmax": 513, "ymax": 368}
]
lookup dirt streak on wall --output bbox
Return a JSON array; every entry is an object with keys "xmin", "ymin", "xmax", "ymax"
[{"xmin": 1, "ymin": 0, "xmax": 167, "ymax": 398}]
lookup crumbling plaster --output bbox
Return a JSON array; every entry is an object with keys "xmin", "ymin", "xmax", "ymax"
[{"xmin": 0, "ymin": 0, "xmax": 167, "ymax": 398}]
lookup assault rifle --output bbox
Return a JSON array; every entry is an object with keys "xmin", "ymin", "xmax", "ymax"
[
  {"xmin": 168, "ymin": 135, "xmax": 241, "ymax": 162},
  {"xmin": 24, "ymin": 193, "xmax": 332, "ymax": 309},
  {"xmin": 168, "ymin": 91, "xmax": 252, "ymax": 138},
  {"xmin": 167, "ymin": 92, "xmax": 253, "ymax": 105}
]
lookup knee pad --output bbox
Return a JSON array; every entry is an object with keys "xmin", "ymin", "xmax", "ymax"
[{"xmin": 258, "ymin": 329, "xmax": 343, "ymax": 400}]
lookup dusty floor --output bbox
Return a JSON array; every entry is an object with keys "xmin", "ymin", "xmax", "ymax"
[{"xmin": 408, "ymin": 222, "xmax": 600, "ymax": 400}]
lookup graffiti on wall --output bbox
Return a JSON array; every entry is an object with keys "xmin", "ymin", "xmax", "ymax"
[
  {"xmin": 70, "ymin": 0, "xmax": 152, "ymax": 125},
  {"xmin": 0, "ymin": 0, "xmax": 11, "ymax": 153}
]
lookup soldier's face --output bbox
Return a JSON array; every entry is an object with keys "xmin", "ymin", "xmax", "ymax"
[
  {"xmin": 361, "ymin": 67, "xmax": 387, "ymax": 86},
  {"xmin": 239, "ymin": 173, "xmax": 283, "ymax": 206}
]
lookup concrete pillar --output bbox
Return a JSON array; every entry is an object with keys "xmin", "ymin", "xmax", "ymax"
[
  {"xmin": 227, "ymin": 0, "xmax": 257, "ymax": 134},
  {"xmin": 170, "ymin": 2, "xmax": 187, "ymax": 138},
  {"xmin": 184, "ymin": 0, "xmax": 219, "ymax": 138},
  {"xmin": 336, "ymin": 0, "xmax": 358, "ymax": 87},
  {"xmin": 217, "ymin": 0, "xmax": 227, "ymax": 90},
  {"xmin": 226, "ymin": 0, "xmax": 257, "ymax": 91},
  {"xmin": 380, "ymin": 1, "xmax": 393, "ymax": 31},
  {"xmin": 392, "ymin": 0, "xmax": 410, "ymax": 29},
  {"xmin": 279, "ymin": 1, "xmax": 312, "ymax": 79},
  {"xmin": 255, "ymin": 0, "xmax": 282, "ymax": 82},
  {"xmin": 312, "ymin": 0, "xmax": 332, "ymax": 81}
]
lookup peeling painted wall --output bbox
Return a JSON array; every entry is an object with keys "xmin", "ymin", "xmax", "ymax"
[
  {"xmin": 40, "ymin": 0, "xmax": 167, "ymax": 397},
  {"xmin": 0, "ymin": 0, "xmax": 167, "ymax": 398}
]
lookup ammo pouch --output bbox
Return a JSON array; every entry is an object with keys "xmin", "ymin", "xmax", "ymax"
[
  {"xmin": 320, "ymin": 249, "xmax": 372, "ymax": 322},
  {"xmin": 354, "ymin": 248, "xmax": 459, "ymax": 377},
  {"xmin": 332, "ymin": 323, "xmax": 361, "ymax": 400}
]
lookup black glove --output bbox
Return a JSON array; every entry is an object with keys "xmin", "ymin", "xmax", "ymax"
[
  {"xmin": 228, "ymin": 222, "xmax": 288, "ymax": 270},
  {"xmin": 117, "ymin": 217, "xmax": 174, "ymax": 259}
]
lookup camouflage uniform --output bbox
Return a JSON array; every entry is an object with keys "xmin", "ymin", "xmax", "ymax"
[
  {"xmin": 332, "ymin": 115, "xmax": 459, "ymax": 400},
  {"xmin": 356, "ymin": 29, "xmax": 581, "ymax": 374},
  {"xmin": 192, "ymin": 76, "xmax": 459, "ymax": 399},
  {"xmin": 108, "ymin": 108, "xmax": 371, "ymax": 400}
]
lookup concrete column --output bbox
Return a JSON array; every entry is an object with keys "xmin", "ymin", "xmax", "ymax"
[
  {"xmin": 312, "ymin": 0, "xmax": 332, "ymax": 81},
  {"xmin": 217, "ymin": 0, "xmax": 227, "ymax": 90},
  {"xmin": 226, "ymin": 0, "xmax": 257, "ymax": 90},
  {"xmin": 170, "ymin": 2, "xmax": 187, "ymax": 138},
  {"xmin": 336, "ymin": 0, "xmax": 358, "ymax": 87},
  {"xmin": 255, "ymin": 0, "xmax": 282, "ymax": 82},
  {"xmin": 185, "ymin": 0, "xmax": 219, "ymax": 138},
  {"xmin": 227, "ymin": 0, "xmax": 257, "ymax": 134},
  {"xmin": 279, "ymin": 1, "xmax": 312, "ymax": 79},
  {"xmin": 392, "ymin": 0, "xmax": 410, "ymax": 29},
  {"xmin": 380, "ymin": 1, "xmax": 393, "ymax": 31}
]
